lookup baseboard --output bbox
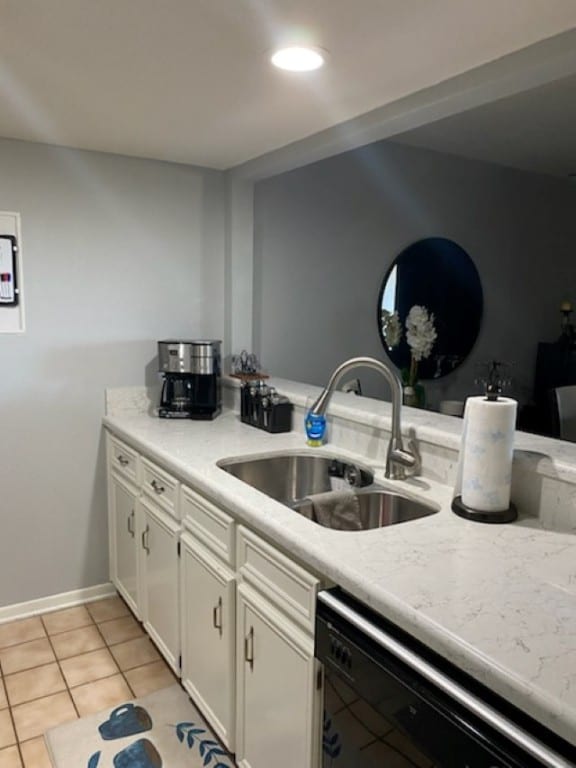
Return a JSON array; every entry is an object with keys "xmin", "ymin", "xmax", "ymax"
[{"xmin": 0, "ymin": 582, "xmax": 116, "ymax": 624}]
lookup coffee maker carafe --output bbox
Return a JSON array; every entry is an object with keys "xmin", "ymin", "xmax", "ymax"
[{"xmin": 158, "ymin": 340, "xmax": 221, "ymax": 420}]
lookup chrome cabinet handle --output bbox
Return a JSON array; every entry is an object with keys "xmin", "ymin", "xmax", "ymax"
[
  {"xmin": 117, "ymin": 455, "xmax": 129, "ymax": 467},
  {"xmin": 150, "ymin": 479, "xmax": 165, "ymax": 494},
  {"xmin": 212, "ymin": 597, "xmax": 223, "ymax": 636},
  {"xmin": 244, "ymin": 626, "xmax": 254, "ymax": 670},
  {"xmin": 127, "ymin": 510, "xmax": 135, "ymax": 537},
  {"xmin": 141, "ymin": 524, "xmax": 150, "ymax": 554}
]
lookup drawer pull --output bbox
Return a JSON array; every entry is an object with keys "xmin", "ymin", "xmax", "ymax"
[
  {"xmin": 244, "ymin": 626, "xmax": 254, "ymax": 670},
  {"xmin": 212, "ymin": 597, "xmax": 223, "ymax": 636},
  {"xmin": 141, "ymin": 524, "xmax": 150, "ymax": 554},
  {"xmin": 150, "ymin": 479, "xmax": 165, "ymax": 494},
  {"xmin": 127, "ymin": 510, "xmax": 135, "ymax": 538},
  {"xmin": 117, "ymin": 455, "xmax": 129, "ymax": 467}
]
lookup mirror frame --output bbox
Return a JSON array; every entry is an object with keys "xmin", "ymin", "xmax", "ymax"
[{"xmin": 377, "ymin": 237, "xmax": 484, "ymax": 380}]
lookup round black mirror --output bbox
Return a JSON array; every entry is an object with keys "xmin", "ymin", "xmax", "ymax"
[{"xmin": 377, "ymin": 238, "xmax": 483, "ymax": 380}]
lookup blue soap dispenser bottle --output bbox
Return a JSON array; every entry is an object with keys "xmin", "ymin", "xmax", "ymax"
[{"xmin": 305, "ymin": 410, "xmax": 326, "ymax": 446}]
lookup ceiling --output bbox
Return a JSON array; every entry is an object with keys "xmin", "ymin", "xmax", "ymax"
[
  {"xmin": 1, "ymin": 1, "xmax": 576, "ymax": 169},
  {"xmin": 393, "ymin": 72, "xmax": 576, "ymax": 178}
]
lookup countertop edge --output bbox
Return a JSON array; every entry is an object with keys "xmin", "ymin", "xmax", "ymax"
[{"xmin": 102, "ymin": 411, "xmax": 576, "ymax": 748}]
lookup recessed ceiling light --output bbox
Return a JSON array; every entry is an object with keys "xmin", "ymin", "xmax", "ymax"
[{"xmin": 270, "ymin": 46, "xmax": 325, "ymax": 72}]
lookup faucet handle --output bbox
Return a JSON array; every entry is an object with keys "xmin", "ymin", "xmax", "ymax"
[
  {"xmin": 405, "ymin": 433, "xmax": 422, "ymax": 477},
  {"xmin": 386, "ymin": 429, "xmax": 421, "ymax": 479},
  {"xmin": 390, "ymin": 448, "xmax": 418, "ymax": 468}
]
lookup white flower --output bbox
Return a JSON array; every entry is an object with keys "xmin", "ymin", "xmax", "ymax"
[
  {"xmin": 380, "ymin": 309, "xmax": 402, "ymax": 350},
  {"xmin": 406, "ymin": 305, "xmax": 437, "ymax": 362}
]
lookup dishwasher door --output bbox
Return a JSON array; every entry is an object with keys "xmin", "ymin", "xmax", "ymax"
[{"xmin": 316, "ymin": 589, "xmax": 575, "ymax": 768}]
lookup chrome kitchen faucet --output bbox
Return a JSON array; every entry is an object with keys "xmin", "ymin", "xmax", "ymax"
[{"xmin": 309, "ymin": 356, "xmax": 420, "ymax": 480}]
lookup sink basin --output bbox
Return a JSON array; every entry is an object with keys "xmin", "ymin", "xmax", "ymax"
[
  {"xmin": 218, "ymin": 452, "xmax": 438, "ymax": 531},
  {"xmin": 293, "ymin": 489, "xmax": 438, "ymax": 530},
  {"xmin": 218, "ymin": 452, "xmax": 374, "ymax": 505}
]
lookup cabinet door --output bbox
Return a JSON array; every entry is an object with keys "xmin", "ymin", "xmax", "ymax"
[
  {"xmin": 236, "ymin": 585, "xmax": 320, "ymax": 768},
  {"xmin": 109, "ymin": 471, "xmax": 140, "ymax": 618},
  {"xmin": 181, "ymin": 533, "xmax": 235, "ymax": 751},
  {"xmin": 140, "ymin": 498, "xmax": 181, "ymax": 673}
]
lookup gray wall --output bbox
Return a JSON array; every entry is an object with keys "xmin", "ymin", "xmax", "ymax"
[
  {"xmin": 0, "ymin": 139, "xmax": 225, "ymax": 606},
  {"xmin": 253, "ymin": 140, "xmax": 576, "ymax": 406}
]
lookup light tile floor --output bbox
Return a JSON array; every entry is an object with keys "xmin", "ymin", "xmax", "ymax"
[{"xmin": 0, "ymin": 595, "xmax": 177, "ymax": 767}]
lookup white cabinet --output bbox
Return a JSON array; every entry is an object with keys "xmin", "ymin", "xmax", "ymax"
[
  {"xmin": 139, "ymin": 496, "xmax": 181, "ymax": 673},
  {"xmin": 179, "ymin": 490, "xmax": 322, "ymax": 767},
  {"xmin": 236, "ymin": 585, "xmax": 320, "ymax": 768},
  {"xmin": 109, "ymin": 435, "xmax": 139, "ymax": 486},
  {"xmin": 180, "ymin": 531, "xmax": 235, "ymax": 750},
  {"xmin": 141, "ymin": 457, "xmax": 180, "ymax": 519},
  {"xmin": 108, "ymin": 470, "xmax": 140, "ymax": 619},
  {"xmin": 106, "ymin": 428, "xmax": 323, "ymax": 767},
  {"xmin": 235, "ymin": 526, "xmax": 321, "ymax": 768},
  {"xmin": 106, "ymin": 430, "xmax": 182, "ymax": 671},
  {"xmin": 107, "ymin": 434, "xmax": 141, "ymax": 619}
]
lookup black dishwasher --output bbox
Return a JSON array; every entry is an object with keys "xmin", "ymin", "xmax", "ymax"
[{"xmin": 315, "ymin": 588, "xmax": 575, "ymax": 768}]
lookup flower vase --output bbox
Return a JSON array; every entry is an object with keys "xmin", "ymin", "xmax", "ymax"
[
  {"xmin": 403, "ymin": 383, "xmax": 426, "ymax": 408},
  {"xmin": 403, "ymin": 385, "xmax": 418, "ymax": 408}
]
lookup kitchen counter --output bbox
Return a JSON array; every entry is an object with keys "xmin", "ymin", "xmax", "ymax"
[{"xmin": 103, "ymin": 401, "xmax": 576, "ymax": 747}]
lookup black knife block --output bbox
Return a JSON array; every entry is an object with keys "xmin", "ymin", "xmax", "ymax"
[{"xmin": 240, "ymin": 384, "xmax": 293, "ymax": 433}]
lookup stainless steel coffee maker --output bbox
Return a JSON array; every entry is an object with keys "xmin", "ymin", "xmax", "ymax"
[{"xmin": 158, "ymin": 340, "xmax": 221, "ymax": 419}]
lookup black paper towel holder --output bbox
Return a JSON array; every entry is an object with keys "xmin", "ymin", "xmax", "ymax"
[{"xmin": 452, "ymin": 495, "xmax": 517, "ymax": 524}]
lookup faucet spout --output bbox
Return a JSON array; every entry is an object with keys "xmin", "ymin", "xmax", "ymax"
[{"xmin": 310, "ymin": 356, "xmax": 419, "ymax": 480}]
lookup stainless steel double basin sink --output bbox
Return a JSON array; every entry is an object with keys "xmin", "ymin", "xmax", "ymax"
[{"xmin": 217, "ymin": 452, "xmax": 437, "ymax": 532}]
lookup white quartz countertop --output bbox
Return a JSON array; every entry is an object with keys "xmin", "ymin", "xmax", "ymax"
[{"xmin": 103, "ymin": 408, "xmax": 576, "ymax": 747}]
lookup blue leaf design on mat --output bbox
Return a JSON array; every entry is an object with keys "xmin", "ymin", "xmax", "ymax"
[
  {"xmin": 176, "ymin": 722, "xmax": 194, "ymax": 742},
  {"xmin": 200, "ymin": 739, "xmax": 218, "ymax": 757},
  {"xmin": 174, "ymin": 722, "xmax": 232, "ymax": 767},
  {"xmin": 204, "ymin": 746, "xmax": 227, "ymax": 765},
  {"xmin": 186, "ymin": 726, "xmax": 205, "ymax": 749},
  {"xmin": 322, "ymin": 710, "xmax": 342, "ymax": 761},
  {"xmin": 88, "ymin": 751, "xmax": 101, "ymax": 768}
]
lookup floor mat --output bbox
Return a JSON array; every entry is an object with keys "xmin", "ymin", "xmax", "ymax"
[{"xmin": 45, "ymin": 684, "xmax": 236, "ymax": 768}]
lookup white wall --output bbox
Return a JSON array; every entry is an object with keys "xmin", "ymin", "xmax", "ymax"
[
  {"xmin": 253, "ymin": 140, "xmax": 576, "ymax": 406},
  {"xmin": 0, "ymin": 138, "xmax": 225, "ymax": 606}
]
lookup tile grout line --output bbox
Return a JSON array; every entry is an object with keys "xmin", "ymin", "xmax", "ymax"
[
  {"xmin": 1, "ymin": 668, "xmax": 25, "ymax": 767},
  {"xmin": 2, "ymin": 597, "xmax": 175, "ymax": 762},
  {"xmin": 90, "ymin": 591, "xmax": 144, "ymax": 699},
  {"xmin": 3, "ymin": 629, "xmax": 146, "ymax": 678},
  {"xmin": 92, "ymin": 592, "xmax": 161, "ymax": 699},
  {"xmin": 39, "ymin": 614, "xmax": 82, "ymax": 723},
  {"xmin": 3, "ymin": 610, "xmax": 141, "ymax": 678},
  {"xmin": 91, "ymin": 614, "xmax": 137, "ymax": 700},
  {"xmin": 0, "ymin": 598, "xmax": 131, "ymax": 765},
  {"xmin": 2, "ymin": 655, "xmax": 171, "ymax": 717},
  {"xmin": 43, "ymin": 607, "xmax": 132, "ymax": 718}
]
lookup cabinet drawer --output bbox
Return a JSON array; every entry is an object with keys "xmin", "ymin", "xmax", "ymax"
[
  {"xmin": 237, "ymin": 526, "xmax": 319, "ymax": 632},
  {"xmin": 142, "ymin": 458, "xmax": 179, "ymax": 519},
  {"xmin": 181, "ymin": 485, "xmax": 235, "ymax": 567},
  {"xmin": 109, "ymin": 434, "xmax": 139, "ymax": 484}
]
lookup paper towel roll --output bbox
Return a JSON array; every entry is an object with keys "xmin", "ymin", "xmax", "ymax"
[{"xmin": 459, "ymin": 396, "xmax": 517, "ymax": 512}]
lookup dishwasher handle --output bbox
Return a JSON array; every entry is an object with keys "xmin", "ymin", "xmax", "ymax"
[{"xmin": 318, "ymin": 591, "xmax": 573, "ymax": 768}]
